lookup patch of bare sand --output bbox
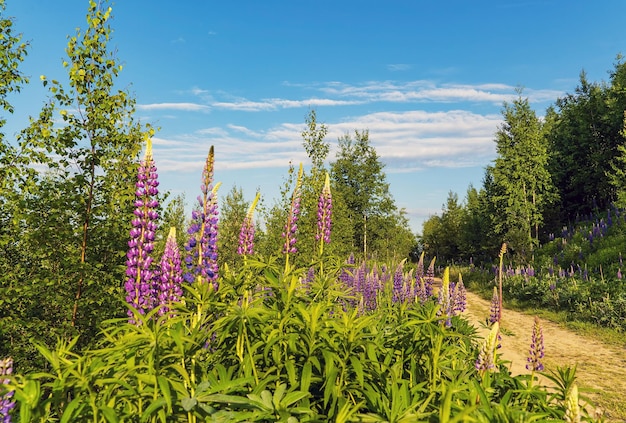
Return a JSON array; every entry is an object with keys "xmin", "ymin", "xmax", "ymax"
[{"xmin": 464, "ymin": 290, "xmax": 626, "ymax": 421}]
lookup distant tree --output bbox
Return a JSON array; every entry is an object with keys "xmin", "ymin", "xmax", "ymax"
[
  {"xmin": 330, "ymin": 130, "xmax": 413, "ymax": 258},
  {"xmin": 547, "ymin": 59, "xmax": 626, "ymax": 223},
  {"xmin": 421, "ymin": 214, "xmax": 443, "ymax": 259},
  {"xmin": 489, "ymin": 94, "xmax": 556, "ymax": 258}
]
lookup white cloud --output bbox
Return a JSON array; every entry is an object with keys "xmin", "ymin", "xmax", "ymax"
[
  {"xmin": 387, "ymin": 64, "xmax": 412, "ymax": 71},
  {"xmin": 138, "ymin": 102, "xmax": 210, "ymax": 112}
]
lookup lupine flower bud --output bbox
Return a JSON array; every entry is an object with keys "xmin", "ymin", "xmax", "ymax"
[
  {"xmin": 564, "ymin": 384, "xmax": 581, "ymax": 423},
  {"xmin": 475, "ymin": 322, "xmax": 499, "ymax": 373},
  {"xmin": 282, "ymin": 164, "xmax": 303, "ymax": 259},
  {"xmin": 526, "ymin": 316, "xmax": 545, "ymax": 372},
  {"xmin": 185, "ymin": 147, "xmax": 220, "ymax": 291},
  {"xmin": 0, "ymin": 357, "xmax": 15, "ymax": 422},
  {"xmin": 157, "ymin": 227, "xmax": 183, "ymax": 317},
  {"xmin": 125, "ymin": 139, "xmax": 160, "ymax": 320},
  {"xmin": 315, "ymin": 172, "xmax": 332, "ymax": 249},
  {"xmin": 237, "ymin": 192, "xmax": 260, "ymax": 256},
  {"xmin": 437, "ymin": 267, "xmax": 453, "ymax": 327}
]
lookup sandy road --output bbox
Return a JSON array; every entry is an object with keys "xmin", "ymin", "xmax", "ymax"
[{"xmin": 463, "ymin": 290, "xmax": 626, "ymax": 421}]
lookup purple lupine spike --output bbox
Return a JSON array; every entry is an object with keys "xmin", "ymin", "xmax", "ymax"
[
  {"xmin": 392, "ymin": 261, "xmax": 404, "ymax": 303},
  {"xmin": 489, "ymin": 286, "xmax": 500, "ymax": 324},
  {"xmin": 282, "ymin": 164, "xmax": 303, "ymax": 267},
  {"xmin": 424, "ymin": 257, "xmax": 436, "ymax": 298},
  {"xmin": 237, "ymin": 192, "xmax": 260, "ymax": 256},
  {"xmin": 0, "ymin": 357, "xmax": 15, "ymax": 423},
  {"xmin": 618, "ymin": 269, "xmax": 623, "ymax": 280},
  {"xmin": 526, "ymin": 316, "xmax": 545, "ymax": 372},
  {"xmin": 453, "ymin": 273, "xmax": 467, "ymax": 313},
  {"xmin": 315, "ymin": 172, "xmax": 333, "ymax": 253},
  {"xmin": 157, "ymin": 227, "xmax": 184, "ymax": 317},
  {"xmin": 125, "ymin": 139, "xmax": 160, "ymax": 320},
  {"xmin": 185, "ymin": 147, "xmax": 220, "ymax": 291}
]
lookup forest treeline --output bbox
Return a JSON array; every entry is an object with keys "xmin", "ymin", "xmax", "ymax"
[{"xmin": 421, "ymin": 62, "xmax": 626, "ymax": 265}]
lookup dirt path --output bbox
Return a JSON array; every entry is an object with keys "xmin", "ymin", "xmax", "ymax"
[{"xmin": 464, "ymin": 290, "xmax": 626, "ymax": 421}]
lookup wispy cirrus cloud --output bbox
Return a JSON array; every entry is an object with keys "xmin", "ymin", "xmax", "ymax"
[
  {"xmin": 138, "ymin": 102, "xmax": 210, "ymax": 112},
  {"xmin": 212, "ymin": 97, "xmax": 363, "ymax": 111}
]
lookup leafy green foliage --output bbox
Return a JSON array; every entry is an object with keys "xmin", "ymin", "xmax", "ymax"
[{"xmin": 0, "ymin": 0, "xmax": 152, "ymax": 372}]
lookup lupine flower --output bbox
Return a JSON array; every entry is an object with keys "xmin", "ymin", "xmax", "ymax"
[
  {"xmin": 564, "ymin": 384, "xmax": 581, "ymax": 423},
  {"xmin": 489, "ymin": 286, "xmax": 500, "ymax": 324},
  {"xmin": 453, "ymin": 273, "xmax": 467, "ymax": 313},
  {"xmin": 157, "ymin": 227, "xmax": 184, "ymax": 317},
  {"xmin": 424, "ymin": 257, "xmax": 436, "ymax": 298},
  {"xmin": 316, "ymin": 172, "xmax": 332, "ymax": 254},
  {"xmin": 125, "ymin": 139, "xmax": 159, "ymax": 320},
  {"xmin": 437, "ymin": 267, "xmax": 453, "ymax": 327},
  {"xmin": 526, "ymin": 316, "xmax": 544, "ymax": 372},
  {"xmin": 475, "ymin": 322, "xmax": 500, "ymax": 374},
  {"xmin": 392, "ymin": 261, "xmax": 405, "ymax": 303},
  {"xmin": 237, "ymin": 192, "xmax": 260, "ymax": 256},
  {"xmin": 0, "ymin": 357, "xmax": 15, "ymax": 423},
  {"xmin": 282, "ymin": 164, "xmax": 303, "ymax": 264},
  {"xmin": 185, "ymin": 147, "xmax": 220, "ymax": 291},
  {"xmin": 618, "ymin": 268, "xmax": 623, "ymax": 280}
]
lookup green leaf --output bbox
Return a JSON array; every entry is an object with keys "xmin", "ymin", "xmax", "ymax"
[{"xmin": 181, "ymin": 396, "xmax": 198, "ymax": 412}]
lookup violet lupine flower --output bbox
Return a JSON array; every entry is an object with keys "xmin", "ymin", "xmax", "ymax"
[
  {"xmin": 475, "ymin": 322, "xmax": 499, "ymax": 374},
  {"xmin": 453, "ymin": 273, "xmax": 467, "ymax": 313},
  {"xmin": 0, "ymin": 358, "xmax": 15, "ymax": 423},
  {"xmin": 184, "ymin": 147, "xmax": 220, "ymax": 291},
  {"xmin": 157, "ymin": 227, "xmax": 184, "ymax": 317},
  {"xmin": 526, "ymin": 316, "xmax": 545, "ymax": 372},
  {"xmin": 424, "ymin": 257, "xmax": 436, "ymax": 298},
  {"xmin": 237, "ymin": 192, "xmax": 260, "ymax": 256},
  {"xmin": 315, "ymin": 172, "xmax": 332, "ymax": 254},
  {"xmin": 282, "ymin": 164, "xmax": 303, "ymax": 259},
  {"xmin": 489, "ymin": 286, "xmax": 500, "ymax": 324},
  {"xmin": 392, "ymin": 262, "xmax": 404, "ymax": 303},
  {"xmin": 125, "ymin": 139, "xmax": 160, "ymax": 319}
]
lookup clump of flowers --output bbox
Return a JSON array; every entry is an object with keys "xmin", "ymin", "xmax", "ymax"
[
  {"xmin": 157, "ymin": 227, "xmax": 184, "ymax": 317},
  {"xmin": 237, "ymin": 192, "xmax": 261, "ymax": 256},
  {"xmin": 526, "ymin": 316, "xmax": 544, "ymax": 372},
  {"xmin": 282, "ymin": 163, "xmax": 303, "ymax": 266},
  {"xmin": 0, "ymin": 357, "xmax": 15, "ymax": 423},
  {"xmin": 185, "ymin": 147, "xmax": 220, "ymax": 291},
  {"xmin": 316, "ymin": 172, "xmax": 332, "ymax": 255},
  {"xmin": 125, "ymin": 138, "xmax": 160, "ymax": 320},
  {"xmin": 424, "ymin": 256, "xmax": 436, "ymax": 299}
]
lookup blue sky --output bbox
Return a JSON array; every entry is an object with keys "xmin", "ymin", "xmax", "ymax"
[{"xmin": 4, "ymin": 0, "xmax": 626, "ymax": 233}]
